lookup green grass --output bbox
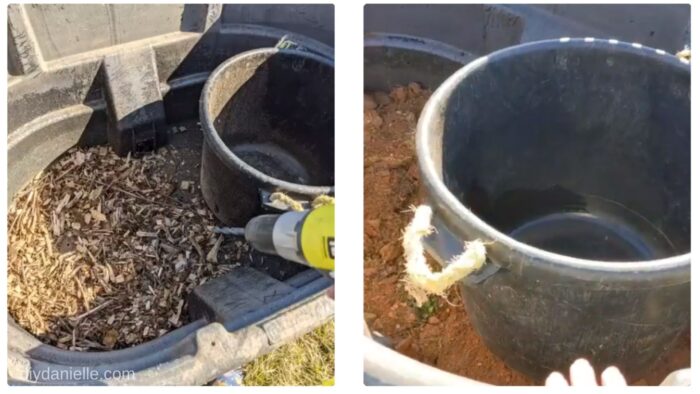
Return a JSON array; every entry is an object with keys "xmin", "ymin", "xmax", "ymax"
[
  {"xmin": 243, "ymin": 321, "xmax": 335, "ymax": 386},
  {"xmin": 415, "ymin": 295, "xmax": 440, "ymax": 321}
]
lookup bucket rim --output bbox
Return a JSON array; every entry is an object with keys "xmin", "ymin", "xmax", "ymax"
[
  {"xmin": 363, "ymin": 32, "xmax": 472, "ymax": 65},
  {"xmin": 200, "ymin": 47, "xmax": 335, "ymax": 195},
  {"xmin": 416, "ymin": 37, "xmax": 690, "ymax": 273}
]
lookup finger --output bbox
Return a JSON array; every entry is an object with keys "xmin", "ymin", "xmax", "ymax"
[
  {"xmin": 601, "ymin": 366, "xmax": 627, "ymax": 386},
  {"xmin": 545, "ymin": 371, "xmax": 569, "ymax": 387},
  {"xmin": 569, "ymin": 358, "xmax": 598, "ymax": 386},
  {"xmin": 326, "ymin": 286, "xmax": 335, "ymax": 299}
]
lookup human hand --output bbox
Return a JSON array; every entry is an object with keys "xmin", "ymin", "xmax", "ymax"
[{"xmin": 545, "ymin": 358, "xmax": 627, "ymax": 386}]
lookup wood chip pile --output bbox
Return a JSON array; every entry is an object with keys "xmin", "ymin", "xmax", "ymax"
[{"xmin": 8, "ymin": 144, "xmax": 247, "ymax": 351}]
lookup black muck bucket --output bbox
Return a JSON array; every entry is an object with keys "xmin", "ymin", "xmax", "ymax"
[
  {"xmin": 200, "ymin": 41, "xmax": 334, "ymax": 225},
  {"xmin": 417, "ymin": 38, "xmax": 690, "ymax": 381}
]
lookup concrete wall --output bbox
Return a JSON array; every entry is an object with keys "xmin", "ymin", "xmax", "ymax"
[
  {"xmin": 22, "ymin": 4, "xmax": 188, "ymax": 61},
  {"xmin": 7, "ymin": 3, "xmax": 334, "ymax": 76},
  {"xmin": 364, "ymin": 4, "xmax": 524, "ymax": 55},
  {"xmin": 364, "ymin": 4, "xmax": 690, "ymax": 55}
]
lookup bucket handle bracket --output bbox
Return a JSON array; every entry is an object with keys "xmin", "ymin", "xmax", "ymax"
[
  {"xmin": 274, "ymin": 34, "xmax": 334, "ymax": 61},
  {"xmin": 423, "ymin": 212, "xmax": 503, "ymax": 284}
]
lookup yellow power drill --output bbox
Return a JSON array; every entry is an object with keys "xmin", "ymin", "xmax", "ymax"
[{"xmin": 215, "ymin": 204, "xmax": 335, "ymax": 274}]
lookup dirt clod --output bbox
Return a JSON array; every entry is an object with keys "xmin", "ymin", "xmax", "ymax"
[
  {"xmin": 364, "ymin": 94, "xmax": 378, "ymax": 110},
  {"xmin": 373, "ymin": 91, "xmax": 392, "ymax": 107},
  {"xmin": 389, "ymin": 86, "xmax": 408, "ymax": 103},
  {"xmin": 364, "ymin": 109, "xmax": 384, "ymax": 128},
  {"xmin": 379, "ymin": 242, "xmax": 401, "ymax": 264},
  {"xmin": 407, "ymin": 82, "xmax": 423, "ymax": 96}
]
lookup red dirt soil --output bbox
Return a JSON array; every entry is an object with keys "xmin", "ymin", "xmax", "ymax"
[{"xmin": 363, "ymin": 84, "xmax": 690, "ymax": 386}]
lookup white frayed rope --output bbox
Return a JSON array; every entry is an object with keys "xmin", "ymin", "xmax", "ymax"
[{"xmin": 403, "ymin": 205, "xmax": 487, "ymax": 306}]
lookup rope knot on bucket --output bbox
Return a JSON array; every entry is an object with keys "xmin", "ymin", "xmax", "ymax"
[
  {"xmin": 311, "ymin": 194, "xmax": 335, "ymax": 208},
  {"xmin": 270, "ymin": 192, "xmax": 335, "ymax": 211},
  {"xmin": 402, "ymin": 205, "xmax": 487, "ymax": 306},
  {"xmin": 270, "ymin": 192, "xmax": 305, "ymax": 211}
]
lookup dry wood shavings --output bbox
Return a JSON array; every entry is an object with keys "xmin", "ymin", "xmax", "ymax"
[{"xmin": 8, "ymin": 137, "xmax": 245, "ymax": 351}]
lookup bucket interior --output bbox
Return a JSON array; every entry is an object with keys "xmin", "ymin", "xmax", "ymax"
[
  {"xmin": 206, "ymin": 50, "xmax": 335, "ymax": 186},
  {"xmin": 439, "ymin": 44, "xmax": 689, "ymax": 261}
]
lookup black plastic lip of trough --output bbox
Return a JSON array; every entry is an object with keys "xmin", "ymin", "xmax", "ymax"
[
  {"xmin": 417, "ymin": 38, "xmax": 690, "ymax": 283},
  {"xmin": 12, "ymin": 273, "xmax": 331, "ymax": 383},
  {"xmin": 364, "ymin": 32, "xmax": 472, "ymax": 65},
  {"xmin": 200, "ymin": 47, "xmax": 335, "ymax": 196}
]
